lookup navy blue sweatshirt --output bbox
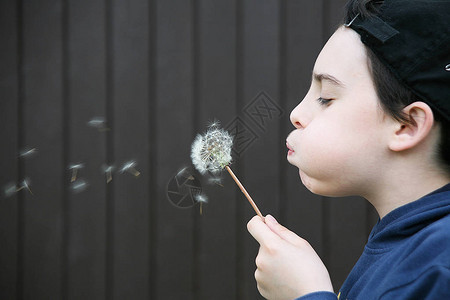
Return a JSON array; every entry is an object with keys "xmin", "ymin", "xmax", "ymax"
[{"xmin": 296, "ymin": 183, "xmax": 450, "ymax": 300}]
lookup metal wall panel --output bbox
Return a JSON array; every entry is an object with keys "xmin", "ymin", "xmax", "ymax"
[{"xmin": 0, "ymin": 0, "xmax": 377, "ymax": 298}]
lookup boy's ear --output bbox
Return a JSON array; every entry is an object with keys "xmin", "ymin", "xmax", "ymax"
[{"xmin": 388, "ymin": 102, "xmax": 434, "ymax": 152}]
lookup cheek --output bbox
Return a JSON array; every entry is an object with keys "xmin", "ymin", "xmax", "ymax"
[
  {"xmin": 299, "ymin": 127, "xmax": 346, "ymax": 170},
  {"xmin": 296, "ymin": 113, "xmax": 376, "ymax": 175}
]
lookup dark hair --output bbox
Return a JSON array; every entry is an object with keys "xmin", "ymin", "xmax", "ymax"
[{"xmin": 343, "ymin": 0, "xmax": 450, "ymax": 175}]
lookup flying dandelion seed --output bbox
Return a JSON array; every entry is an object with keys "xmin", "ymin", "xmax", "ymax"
[
  {"xmin": 208, "ymin": 177, "xmax": 224, "ymax": 187},
  {"xmin": 87, "ymin": 117, "xmax": 109, "ymax": 131},
  {"xmin": 177, "ymin": 166, "xmax": 188, "ymax": 174},
  {"xmin": 194, "ymin": 193, "xmax": 208, "ymax": 203},
  {"xmin": 174, "ymin": 166, "xmax": 196, "ymax": 181},
  {"xmin": 102, "ymin": 164, "xmax": 115, "ymax": 183},
  {"xmin": 175, "ymin": 167, "xmax": 196, "ymax": 181},
  {"xmin": 19, "ymin": 147, "xmax": 38, "ymax": 158},
  {"xmin": 3, "ymin": 182, "xmax": 17, "ymax": 198},
  {"xmin": 207, "ymin": 119, "xmax": 221, "ymax": 129},
  {"xmin": 194, "ymin": 194, "xmax": 208, "ymax": 215},
  {"xmin": 71, "ymin": 179, "xmax": 88, "ymax": 193},
  {"xmin": 68, "ymin": 163, "xmax": 85, "ymax": 182},
  {"xmin": 120, "ymin": 160, "xmax": 141, "ymax": 177},
  {"xmin": 18, "ymin": 178, "xmax": 33, "ymax": 195}
]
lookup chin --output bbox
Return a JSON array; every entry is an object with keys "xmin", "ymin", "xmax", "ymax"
[
  {"xmin": 299, "ymin": 170, "xmax": 345, "ymax": 197},
  {"xmin": 286, "ymin": 154, "xmax": 296, "ymax": 166},
  {"xmin": 299, "ymin": 170, "xmax": 316, "ymax": 192}
]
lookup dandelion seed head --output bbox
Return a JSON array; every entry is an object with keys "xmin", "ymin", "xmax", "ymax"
[{"xmin": 191, "ymin": 123, "xmax": 233, "ymax": 174}]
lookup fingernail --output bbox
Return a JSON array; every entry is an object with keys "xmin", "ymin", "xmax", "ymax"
[{"xmin": 266, "ymin": 214, "xmax": 278, "ymax": 224}]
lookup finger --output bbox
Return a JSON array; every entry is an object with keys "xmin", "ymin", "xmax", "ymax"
[
  {"xmin": 265, "ymin": 214, "xmax": 307, "ymax": 247},
  {"xmin": 247, "ymin": 215, "xmax": 281, "ymax": 246}
]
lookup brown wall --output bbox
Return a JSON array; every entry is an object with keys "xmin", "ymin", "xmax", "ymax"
[{"xmin": 0, "ymin": 0, "xmax": 378, "ymax": 299}]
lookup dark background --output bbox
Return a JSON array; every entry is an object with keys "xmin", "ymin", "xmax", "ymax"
[{"xmin": 0, "ymin": 0, "xmax": 378, "ymax": 299}]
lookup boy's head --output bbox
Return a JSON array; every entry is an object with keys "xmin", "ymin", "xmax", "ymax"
[
  {"xmin": 343, "ymin": 0, "xmax": 450, "ymax": 174},
  {"xmin": 287, "ymin": 0, "xmax": 450, "ymax": 197}
]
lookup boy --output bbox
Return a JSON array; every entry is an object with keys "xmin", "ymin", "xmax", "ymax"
[{"xmin": 247, "ymin": 0, "xmax": 450, "ymax": 299}]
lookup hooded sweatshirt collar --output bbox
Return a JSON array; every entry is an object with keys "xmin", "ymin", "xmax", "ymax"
[{"xmin": 367, "ymin": 183, "xmax": 450, "ymax": 249}]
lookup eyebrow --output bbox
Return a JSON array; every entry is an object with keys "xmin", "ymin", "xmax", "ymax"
[{"xmin": 313, "ymin": 73, "xmax": 345, "ymax": 87}]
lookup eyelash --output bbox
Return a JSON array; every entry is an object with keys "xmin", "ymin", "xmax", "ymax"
[{"xmin": 317, "ymin": 97, "xmax": 333, "ymax": 106}]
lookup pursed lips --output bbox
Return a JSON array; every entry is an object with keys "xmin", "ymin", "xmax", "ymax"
[{"xmin": 286, "ymin": 141, "xmax": 294, "ymax": 155}]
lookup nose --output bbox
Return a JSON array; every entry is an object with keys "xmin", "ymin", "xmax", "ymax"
[
  {"xmin": 290, "ymin": 100, "xmax": 305, "ymax": 129},
  {"xmin": 290, "ymin": 88, "xmax": 316, "ymax": 129}
]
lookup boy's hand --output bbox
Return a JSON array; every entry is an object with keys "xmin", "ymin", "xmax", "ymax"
[{"xmin": 247, "ymin": 215, "xmax": 333, "ymax": 300}]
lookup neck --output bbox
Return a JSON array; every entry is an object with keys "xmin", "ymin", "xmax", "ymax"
[{"xmin": 365, "ymin": 168, "xmax": 450, "ymax": 219}]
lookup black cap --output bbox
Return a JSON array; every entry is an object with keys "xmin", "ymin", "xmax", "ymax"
[{"xmin": 346, "ymin": 0, "xmax": 450, "ymax": 121}]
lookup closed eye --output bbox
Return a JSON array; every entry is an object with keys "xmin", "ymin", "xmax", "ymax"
[{"xmin": 317, "ymin": 97, "xmax": 333, "ymax": 106}]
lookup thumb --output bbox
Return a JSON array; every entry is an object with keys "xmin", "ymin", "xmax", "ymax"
[{"xmin": 265, "ymin": 214, "xmax": 305, "ymax": 246}]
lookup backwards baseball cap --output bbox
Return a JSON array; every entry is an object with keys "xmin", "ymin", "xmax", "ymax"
[{"xmin": 345, "ymin": 0, "xmax": 450, "ymax": 121}]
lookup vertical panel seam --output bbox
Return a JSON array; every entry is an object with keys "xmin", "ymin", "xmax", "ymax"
[
  {"xmin": 105, "ymin": 0, "xmax": 115, "ymax": 298},
  {"xmin": 16, "ymin": 0, "xmax": 24, "ymax": 298},
  {"xmin": 148, "ymin": 0, "xmax": 157, "ymax": 299},
  {"xmin": 61, "ymin": 0, "xmax": 70, "ymax": 298}
]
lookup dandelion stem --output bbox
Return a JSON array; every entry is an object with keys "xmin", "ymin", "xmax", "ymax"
[{"xmin": 225, "ymin": 165, "xmax": 263, "ymax": 218}]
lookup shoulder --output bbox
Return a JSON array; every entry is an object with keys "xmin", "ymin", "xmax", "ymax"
[
  {"xmin": 420, "ymin": 212, "xmax": 450, "ymax": 248},
  {"xmin": 379, "ymin": 215, "xmax": 450, "ymax": 298},
  {"xmin": 404, "ymin": 213, "xmax": 450, "ymax": 265},
  {"xmin": 380, "ymin": 265, "xmax": 450, "ymax": 299}
]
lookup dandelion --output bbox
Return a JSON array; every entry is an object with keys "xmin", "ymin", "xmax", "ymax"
[
  {"xmin": 191, "ymin": 122, "xmax": 263, "ymax": 218},
  {"xmin": 191, "ymin": 122, "xmax": 233, "ymax": 174}
]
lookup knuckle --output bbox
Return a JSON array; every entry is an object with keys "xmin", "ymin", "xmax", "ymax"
[
  {"xmin": 254, "ymin": 268, "xmax": 263, "ymax": 284},
  {"xmin": 265, "ymin": 243, "xmax": 279, "ymax": 255},
  {"xmin": 247, "ymin": 217, "xmax": 257, "ymax": 231},
  {"xmin": 297, "ymin": 237, "xmax": 312, "ymax": 248},
  {"xmin": 256, "ymin": 283, "xmax": 268, "ymax": 299},
  {"xmin": 255, "ymin": 255, "xmax": 265, "ymax": 270},
  {"xmin": 246, "ymin": 220, "xmax": 253, "ymax": 231}
]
